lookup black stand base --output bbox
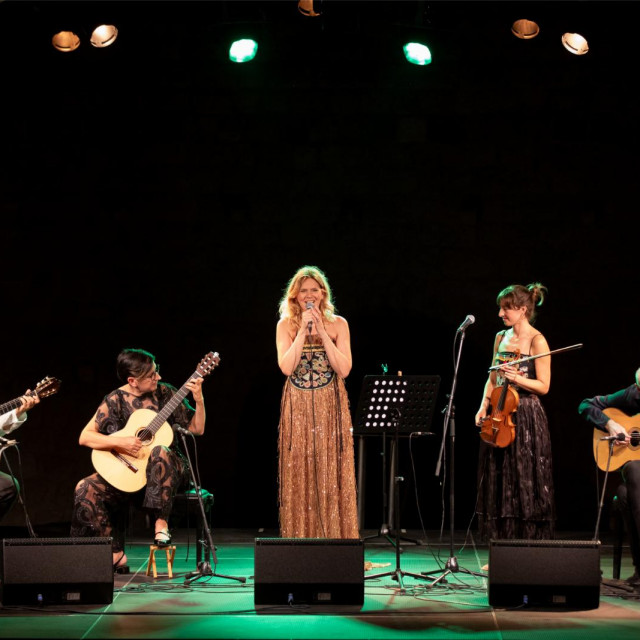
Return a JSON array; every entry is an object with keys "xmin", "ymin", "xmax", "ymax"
[
  {"xmin": 421, "ymin": 556, "xmax": 487, "ymax": 586},
  {"xmin": 365, "ymin": 567, "xmax": 430, "ymax": 592},
  {"xmin": 184, "ymin": 560, "xmax": 246, "ymax": 586},
  {"xmin": 362, "ymin": 524, "xmax": 422, "ymax": 551}
]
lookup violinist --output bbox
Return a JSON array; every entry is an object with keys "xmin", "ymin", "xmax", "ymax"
[{"xmin": 474, "ymin": 282, "xmax": 555, "ymax": 542}]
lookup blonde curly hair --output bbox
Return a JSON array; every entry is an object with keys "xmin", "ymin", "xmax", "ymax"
[{"xmin": 278, "ymin": 265, "xmax": 337, "ymax": 333}]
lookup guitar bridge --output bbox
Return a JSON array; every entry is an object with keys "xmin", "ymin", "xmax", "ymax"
[{"xmin": 110, "ymin": 450, "xmax": 138, "ymax": 473}]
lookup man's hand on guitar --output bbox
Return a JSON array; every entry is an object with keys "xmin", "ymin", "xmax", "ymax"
[
  {"xmin": 117, "ymin": 436, "xmax": 144, "ymax": 457},
  {"xmin": 607, "ymin": 419, "xmax": 629, "ymax": 446},
  {"xmin": 16, "ymin": 390, "xmax": 40, "ymax": 416}
]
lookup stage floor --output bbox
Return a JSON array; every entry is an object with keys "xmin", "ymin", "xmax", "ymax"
[{"xmin": 1, "ymin": 528, "xmax": 639, "ymax": 639}]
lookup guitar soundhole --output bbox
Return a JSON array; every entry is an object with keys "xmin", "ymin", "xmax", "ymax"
[
  {"xmin": 137, "ymin": 428, "xmax": 153, "ymax": 445},
  {"xmin": 630, "ymin": 430, "xmax": 640, "ymax": 448}
]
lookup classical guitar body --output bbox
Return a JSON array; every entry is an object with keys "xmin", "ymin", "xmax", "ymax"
[
  {"xmin": 91, "ymin": 408, "xmax": 174, "ymax": 493},
  {"xmin": 592, "ymin": 407, "xmax": 640, "ymax": 472}
]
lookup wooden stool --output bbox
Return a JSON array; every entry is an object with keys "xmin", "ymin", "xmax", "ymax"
[{"xmin": 146, "ymin": 544, "xmax": 176, "ymax": 578}]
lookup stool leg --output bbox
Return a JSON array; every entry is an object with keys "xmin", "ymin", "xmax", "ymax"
[{"xmin": 165, "ymin": 547, "xmax": 173, "ymax": 579}]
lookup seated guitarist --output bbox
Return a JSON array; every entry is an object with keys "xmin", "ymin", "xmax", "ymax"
[
  {"xmin": 1, "ymin": 391, "xmax": 40, "ymax": 523},
  {"xmin": 70, "ymin": 348, "xmax": 205, "ymax": 571},
  {"xmin": 578, "ymin": 368, "xmax": 640, "ymax": 588}
]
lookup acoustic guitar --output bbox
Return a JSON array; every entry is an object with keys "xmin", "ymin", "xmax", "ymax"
[
  {"xmin": 0, "ymin": 376, "xmax": 62, "ymax": 418},
  {"xmin": 91, "ymin": 352, "xmax": 219, "ymax": 492},
  {"xmin": 592, "ymin": 407, "xmax": 640, "ymax": 471}
]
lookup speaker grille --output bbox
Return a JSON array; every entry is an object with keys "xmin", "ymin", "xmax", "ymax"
[{"xmin": 1, "ymin": 537, "xmax": 114, "ymax": 605}]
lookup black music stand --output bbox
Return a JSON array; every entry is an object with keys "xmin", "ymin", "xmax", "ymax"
[
  {"xmin": 354, "ymin": 375, "xmax": 440, "ymax": 549},
  {"xmin": 354, "ymin": 375, "xmax": 440, "ymax": 590}
]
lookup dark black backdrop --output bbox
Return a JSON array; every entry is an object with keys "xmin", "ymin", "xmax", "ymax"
[{"xmin": 1, "ymin": 1, "xmax": 638, "ymax": 536}]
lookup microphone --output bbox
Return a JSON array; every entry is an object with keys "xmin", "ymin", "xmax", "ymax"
[
  {"xmin": 457, "ymin": 314, "xmax": 475, "ymax": 332},
  {"xmin": 0, "ymin": 435, "xmax": 17, "ymax": 446},
  {"xmin": 306, "ymin": 301, "xmax": 313, "ymax": 333},
  {"xmin": 173, "ymin": 424, "xmax": 191, "ymax": 436},
  {"xmin": 600, "ymin": 433, "xmax": 626, "ymax": 442}
]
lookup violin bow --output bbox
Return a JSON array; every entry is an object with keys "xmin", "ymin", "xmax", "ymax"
[{"xmin": 488, "ymin": 343, "xmax": 583, "ymax": 372}]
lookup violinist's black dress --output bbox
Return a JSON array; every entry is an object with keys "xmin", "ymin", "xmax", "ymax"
[{"xmin": 476, "ymin": 346, "xmax": 555, "ymax": 540}]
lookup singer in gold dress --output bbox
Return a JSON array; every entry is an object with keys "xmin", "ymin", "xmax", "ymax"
[{"xmin": 276, "ymin": 266, "xmax": 359, "ymax": 539}]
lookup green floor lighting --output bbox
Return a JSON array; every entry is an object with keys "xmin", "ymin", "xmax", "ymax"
[
  {"xmin": 403, "ymin": 42, "xmax": 432, "ymax": 66},
  {"xmin": 229, "ymin": 38, "xmax": 258, "ymax": 63}
]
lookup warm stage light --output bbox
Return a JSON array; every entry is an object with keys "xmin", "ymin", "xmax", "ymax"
[
  {"xmin": 90, "ymin": 24, "xmax": 118, "ymax": 48},
  {"xmin": 229, "ymin": 39, "xmax": 258, "ymax": 63},
  {"xmin": 511, "ymin": 19, "xmax": 540, "ymax": 40},
  {"xmin": 562, "ymin": 32, "xmax": 589, "ymax": 55},
  {"xmin": 403, "ymin": 42, "xmax": 432, "ymax": 66},
  {"xmin": 52, "ymin": 31, "xmax": 81, "ymax": 52},
  {"xmin": 298, "ymin": 0, "xmax": 322, "ymax": 17}
]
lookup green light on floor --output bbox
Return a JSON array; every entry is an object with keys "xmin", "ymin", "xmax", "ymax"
[
  {"xmin": 403, "ymin": 42, "xmax": 432, "ymax": 66},
  {"xmin": 229, "ymin": 39, "xmax": 258, "ymax": 63}
]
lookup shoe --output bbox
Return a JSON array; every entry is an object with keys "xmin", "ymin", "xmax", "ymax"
[
  {"xmin": 113, "ymin": 552, "xmax": 130, "ymax": 574},
  {"xmin": 154, "ymin": 529, "xmax": 172, "ymax": 547},
  {"xmin": 625, "ymin": 571, "xmax": 640, "ymax": 587}
]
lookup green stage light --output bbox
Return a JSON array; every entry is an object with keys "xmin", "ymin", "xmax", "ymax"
[
  {"xmin": 229, "ymin": 39, "xmax": 258, "ymax": 63},
  {"xmin": 403, "ymin": 42, "xmax": 432, "ymax": 66}
]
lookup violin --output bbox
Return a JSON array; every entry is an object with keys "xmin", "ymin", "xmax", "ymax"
[{"xmin": 479, "ymin": 350, "xmax": 520, "ymax": 448}]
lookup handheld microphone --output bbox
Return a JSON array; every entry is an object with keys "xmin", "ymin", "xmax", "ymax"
[
  {"xmin": 600, "ymin": 433, "xmax": 626, "ymax": 442},
  {"xmin": 306, "ymin": 301, "xmax": 313, "ymax": 333},
  {"xmin": 457, "ymin": 314, "xmax": 475, "ymax": 332}
]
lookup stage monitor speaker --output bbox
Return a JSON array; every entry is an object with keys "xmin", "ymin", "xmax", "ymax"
[
  {"xmin": 0, "ymin": 537, "xmax": 114, "ymax": 605},
  {"xmin": 254, "ymin": 538, "xmax": 364, "ymax": 612},
  {"xmin": 489, "ymin": 539, "xmax": 601, "ymax": 609}
]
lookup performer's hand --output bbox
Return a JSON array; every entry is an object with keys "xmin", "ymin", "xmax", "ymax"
[
  {"xmin": 300, "ymin": 307, "xmax": 315, "ymax": 334},
  {"xmin": 606, "ymin": 419, "xmax": 629, "ymax": 446},
  {"xmin": 498, "ymin": 364, "xmax": 519, "ymax": 382},
  {"xmin": 310, "ymin": 307, "xmax": 330, "ymax": 340},
  {"xmin": 185, "ymin": 377, "xmax": 204, "ymax": 403},
  {"xmin": 16, "ymin": 391, "xmax": 39, "ymax": 417},
  {"xmin": 119, "ymin": 436, "xmax": 144, "ymax": 456},
  {"xmin": 475, "ymin": 409, "xmax": 486, "ymax": 427}
]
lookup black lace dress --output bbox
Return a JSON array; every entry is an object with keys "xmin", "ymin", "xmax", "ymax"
[{"xmin": 476, "ymin": 350, "xmax": 556, "ymax": 540}]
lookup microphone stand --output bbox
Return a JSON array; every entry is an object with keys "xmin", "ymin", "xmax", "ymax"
[
  {"xmin": 422, "ymin": 325, "xmax": 486, "ymax": 585},
  {"xmin": 593, "ymin": 438, "xmax": 617, "ymax": 542},
  {"xmin": 176, "ymin": 426, "xmax": 246, "ymax": 585}
]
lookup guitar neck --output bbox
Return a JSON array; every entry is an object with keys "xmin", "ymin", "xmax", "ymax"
[
  {"xmin": 0, "ymin": 390, "xmax": 36, "ymax": 418},
  {"xmin": 0, "ymin": 397, "xmax": 24, "ymax": 417},
  {"xmin": 146, "ymin": 375, "xmax": 200, "ymax": 434}
]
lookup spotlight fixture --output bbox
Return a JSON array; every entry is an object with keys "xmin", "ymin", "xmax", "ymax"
[
  {"xmin": 90, "ymin": 24, "xmax": 118, "ymax": 48},
  {"xmin": 229, "ymin": 39, "xmax": 258, "ymax": 63},
  {"xmin": 298, "ymin": 0, "xmax": 322, "ymax": 17},
  {"xmin": 52, "ymin": 30, "xmax": 81, "ymax": 52},
  {"xmin": 511, "ymin": 19, "xmax": 540, "ymax": 40},
  {"xmin": 561, "ymin": 32, "xmax": 589, "ymax": 55},
  {"xmin": 403, "ymin": 42, "xmax": 432, "ymax": 66}
]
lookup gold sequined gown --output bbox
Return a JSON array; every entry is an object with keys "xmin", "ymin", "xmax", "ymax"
[{"xmin": 278, "ymin": 336, "xmax": 359, "ymax": 538}]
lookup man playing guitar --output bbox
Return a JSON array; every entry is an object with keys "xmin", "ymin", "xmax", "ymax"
[
  {"xmin": 579, "ymin": 367, "xmax": 640, "ymax": 589},
  {"xmin": 1, "ymin": 390, "xmax": 40, "ymax": 523}
]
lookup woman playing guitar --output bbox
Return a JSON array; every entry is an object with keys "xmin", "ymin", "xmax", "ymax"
[{"xmin": 474, "ymin": 282, "xmax": 555, "ymax": 544}]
